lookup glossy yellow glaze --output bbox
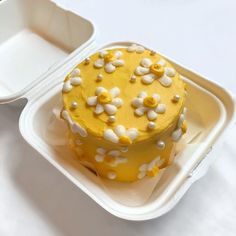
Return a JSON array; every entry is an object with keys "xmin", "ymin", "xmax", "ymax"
[{"xmin": 62, "ymin": 46, "xmax": 187, "ymax": 182}]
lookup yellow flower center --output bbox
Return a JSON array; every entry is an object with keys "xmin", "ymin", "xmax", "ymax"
[
  {"xmin": 143, "ymin": 96, "xmax": 158, "ymax": 108},
  {"xmin": 119, "ymin": 135, "xmax": 132, "ymax": 145},
  {"xmin": 104, "ymin": 53, "xmax": 115, "ymax": 63},
  {"xmin": 104, "ymin": 155, "xmax": 114, "ymax": 163},
  {"xmin": 150, "ymin": 64, "xmax": 164, "ymax": 78},
  {"xmin": 147, "ymin": 165, "xmax": 159, "ymax": 177},
  {"xmin": 98, "ymin": 91, "xmax": 112, "ymax": 104},
  {"xmin": 181, "ymin": 120, "xmax": 187, "ymax": 134}
]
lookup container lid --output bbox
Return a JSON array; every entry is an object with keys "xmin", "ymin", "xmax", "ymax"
[{"xmin": 0, "ymin": 0, "xmax": 96, "ymax": 104}]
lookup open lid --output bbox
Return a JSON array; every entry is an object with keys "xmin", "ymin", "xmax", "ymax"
[{"xmin": 0, "ymin": 0, "xmax": 96, "ymax": 104}]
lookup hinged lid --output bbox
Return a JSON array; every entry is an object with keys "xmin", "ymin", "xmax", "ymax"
[{"xmin": 0, "ymin": 0, "xmax": 97, "ymax": 104}]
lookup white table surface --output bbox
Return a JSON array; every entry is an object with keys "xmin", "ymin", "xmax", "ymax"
[{"xmin": 1, "ymin": 0, "xmax": 236, "ymax": 235}]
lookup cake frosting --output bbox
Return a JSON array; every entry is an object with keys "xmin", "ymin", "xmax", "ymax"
[{"xmin": 61, "ymin": 44, "xmax": 187, "ymax": 182}]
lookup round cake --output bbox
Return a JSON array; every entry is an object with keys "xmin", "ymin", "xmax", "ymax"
[{"xmin": 61, "ymin": 43, "xmax": 187, "ymax": 182}]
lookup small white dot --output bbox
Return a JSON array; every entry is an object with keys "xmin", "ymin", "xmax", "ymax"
[
  {"xmin": 108, "ymin": 116, "xmax": 116, "ymax": 123},
  {"xmin": 150, "ymin": 50, "xmax": 156, "ymax": 56},
  {"xmin": 96, "ymin": 73, "xmax": 103, "ymax": 81},
  {"xmin": 156, "ymin": 140, "xmax": 165, "ymax": 150},
  {"xmin": 71, "ymin": 101, "xmax": 78, "ymax": 109},
  {"xmin": 172, "ymin": 94, "xmax": 180, "ymax": 103},
  {"xmin": 107, "ymin": 172, "xmax": 116, "ymax": 180},
  {"xmin": 130, "ymin": 75, "xmax": 136, "ymax": 83},
  {"xmin": 148, "ymin": 122, "xmax": 156, "ymax": 130},
  {"xmin": 84, "ymin": 57, "xmax": 90, "ymax": 64}
]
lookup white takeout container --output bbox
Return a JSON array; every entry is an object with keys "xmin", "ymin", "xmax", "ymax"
[{"xmin": 0, "ymin": 0, "xmax": 235, "ymax": 221}]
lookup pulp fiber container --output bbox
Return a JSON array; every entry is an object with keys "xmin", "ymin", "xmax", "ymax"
[{"xmin": 0, "ymin": 0, "xmax": 235, "ymax": 221}]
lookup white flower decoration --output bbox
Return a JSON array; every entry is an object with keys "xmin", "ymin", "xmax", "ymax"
[
  {"xmin": 94, "ymin": 50, "xmax": 124, "ymax": 73},
  {"xmin": 134, "ymin": 57, "xmax": 176, "ymax": 87},
  {"xmin": 132, "ymin": 91, "xmax": 166, "ymax": 121},
  {"xmin": 138, "ymin": 156, "xmax": 164, "ymax": 179},
  {"xmin": 95, "ymin": 148, "xmax": 127, "ymax": 167},
  {"xmin": 104, "ymin": 125, "xmax": 139, "ymax": 145},
  {"xmin": 126, "ymin": 43, "xmax": 145, "ymax": 53},
  {"xmin": 171, "ymin": 107, "xmax": 187, "ymax": 141},
  {"xmin": 62, "ymin": 68, "xmax": 82, "ymax": 93},
  {"xmin": 87, "ymin": 87, "xmax": 123, "ymax": 116}
]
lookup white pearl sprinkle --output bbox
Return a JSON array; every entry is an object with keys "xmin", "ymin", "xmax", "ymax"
[
  {"xmin": 156, "ymin": 140, "xmax": 165, "ymax": 150},
  {"xmin": 130, "ymin": 75, "xmax": 136, "ymax": 83},
  {"xmin": 107, "ymin": 172, "xmax": 117, "ymax": 180},
  {"xmin": 148, "ymin": 122, "xmax": 156, "ymax": 130},
  {"xmin": 71, "ymin": 101, "xmax": 78, "ymax": 109},
  {"xmin": 108, "ymin": 116, "xmax": 116, "ymax": 123},
  {"xmin": 172, "ymin": 94, "xmax": 180, "ymax": 103},
  {"xmin": 150, "ymin": 50, "xmax": 156, "ymax": 56},
  {"xmin": 84, "ymin": 57, "xmax": 90, "ymax": 64},
  {"xmin": 96, "ymin": 73, "xmax": 103, "ymax": 81}
]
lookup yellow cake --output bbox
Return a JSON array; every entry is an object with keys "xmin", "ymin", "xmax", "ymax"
[{"xmin": 61, "ymin": 43, "xmax": 187, "ymax": 182}]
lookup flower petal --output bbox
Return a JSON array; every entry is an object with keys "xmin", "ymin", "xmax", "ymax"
[
  {"xmin": 107, "ymin": 150, "xmax": 121, "ymax": 157},
  {"xmin": 132, "ymin": 98, "xmax": 143, "ymax": 108},
  {"xmin": 114, "ymin": 50, "xmax": 123, "ymax": 58},
  {"xmin": 97, "ymin": 147, "xmax": 106, "ymax": 155},
  {"xmin": 135, "ymin": 107, "xmax": 147, "ymax": 116},
  {"xmin": 94, "ymin": 104, "xmax": 104, "ymax": 114},
  {"xmin": 138, "ymin": 172, "xmax": 146, "ymax": 179},
  {"xmin": 140, "ymin": 58, "xmax": 152, "ymax": 68},
  {"xmin": 109, "ymin": 87, "xmax": 120, "ymax": 98},
  {"xmin": 114, "ymin": 125, "xmax": 126, "ymax": 137},
  {"xmin": 152, "ymin": 93, "xmax": 161, "ymax": 102},
  {"xmin": 111, "ymin": 98, "xmax": 123, "ymax": 107},
  {"xmin": 156, "ymin": 58, "xmax": 166, "ymax": 66},
  {"xmin": 138, "ymin": 91, "xmax": 147, "ymax": 98},
  {"xmin": 104, "ymin": 104, "xmax": 117, "ymax": 115},
  {"xmin": 71, "ymin": 123, "xmax": 87, "ymax": 137},
  {"xmin": 94, "ymin": 59, "xmax": 105, "ymax": 68},
  {"xmin": 171, "ymin": 128, "xmax": 182, "ymax": 142},
  {"xmin": 112, "ymin": 59, "xmax": 124, "ymax": 67},
  {"xmin": 99, "ymin": 50, "xmax": 108, "ymax": 58},
  {"xmin": 95, "ymin": 154, "xmax": 104, "ymax": 162},
  {"xmin": 165, "ymin": 67, "xmax": 176, "ymax": 77},
  {"xmin": 70, "ymin": 77, "xmax": 82, "ymax": 86},
  {"xmin": 159, "ymin": 75, "xmax": 172, "ymax": 87},
  {"xmin": 104, "ymin": 129, "xmax": 119, "ymax": 143},
  {"xmin": 135, "ymin": 66, "xmax": 149, "ymax": 76},
  {"xmin": 95, "ymin": 86, "xmax": 107, "ymax": 95},
  {"xmin": 127, "ymin": 44, "xmax": 137, "ymax": 52},
  {"xmin": 178, "ymin": 114, "xmax": 185, "ymax": 128},
  {"xmin": 70, "ymin": 68, "xmax": 80, "ymax": 77},
  {"xmin": 155, "ymin": 156, "xmax": 165, "ymax": 167},
  {"xmin": 136, "ymin": 45, "xmax": 145, "ymax": 53},
  {"xmin": 105, "ymin": 63, "xmax": 116, "ymax": 73},
  {"xmin": 148, "ymin": 159, "xmax": 157, "ymax": 171},
  {"xmin": 87, "ymin": 96, "xmax": 97, "ymax": 106},
  {"xmin": 155, "ymin": 103, "xmax": 166, "ymax": 114},
  {"xmin": 139, "ymin": 164, "xmax": 148, "ymax": 172},
  {"xmin": 126, "ymin": 128, "xmax": 138, "ymax": 141},
  {"xmin": 115, "ymin": 157, "xmax": 128, "ymax": 165},
  {"xmin": 142, "ymin": 73, "xmax": 156, "ymax": 84},
  {"xmin": 62, "ymin": 81, "xmax": 72, "ymax": 93},
  {"xmin": 147, "ymin": 110, "xmax": 158, "ymax": 120}
]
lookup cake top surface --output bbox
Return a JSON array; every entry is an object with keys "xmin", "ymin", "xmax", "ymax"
[{"xmin": 62, "ymin": 44, "xmax": 186, "ymax": 144}]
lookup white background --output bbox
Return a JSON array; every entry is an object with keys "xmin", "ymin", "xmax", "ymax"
[{"xmin": 1, "ymin": 0, "xmax": 236, "ymax": 235}]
